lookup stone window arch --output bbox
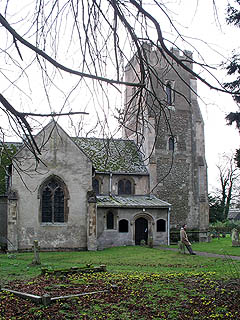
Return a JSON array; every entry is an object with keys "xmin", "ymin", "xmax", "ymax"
[
  {"xmin": 117, "ymin": 178, "xmax": 134, "ymax": 195},
  {"xmin": 165, "ymin": 81, "xmax": 175, "ymax": 106},
  {"xmin": 156, "ymin": 219, "xmax": 166, "ymax": 232},
  {"xmin": 119, "ymin": 219, "xmax": 129, "ymax": 233},
  {"xmin": 39, "ymin": 175, "xmax": 69, "ymax": 223}
]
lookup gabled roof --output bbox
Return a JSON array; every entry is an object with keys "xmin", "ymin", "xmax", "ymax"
[
  {"xmin": 73, "ymin": 137, "xmax": 148, "ymax": 174},
  {"xmin": 96, "ymin": 195, "xmax": 170, "ymax": 208},
  {"xmin": 2, "ymin": 121, "xmax": 148, "ymax": 175}
]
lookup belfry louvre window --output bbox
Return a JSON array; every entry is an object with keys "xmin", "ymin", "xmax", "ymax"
[
  {"xmin": 118, "ymin": 179, "xmax": 132, "ymax": 195},
  {"xmin": 42, "ymin": 178, "xmax": 65, "ymax": 223}
]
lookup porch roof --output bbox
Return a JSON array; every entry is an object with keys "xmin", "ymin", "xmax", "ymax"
[{"xmin": 96, "ymin": 195, "xmax": 171, "ymax": 209}]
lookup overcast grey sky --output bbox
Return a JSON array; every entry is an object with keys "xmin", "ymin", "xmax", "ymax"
[
  {"xmin": 0, "ymin": 0, "xmax": 239, "ymax": 190},
  {"xmin": 176, "ymin": 0, "xmax": 240, "ymax": 190},
  {"xmin": 157, "ymin": 0, "xmax": 239, "ymax": 190}
]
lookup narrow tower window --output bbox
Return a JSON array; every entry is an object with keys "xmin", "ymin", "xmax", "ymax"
[
  {"xmin": 166, "ymin": 82, "xmax": 172, "ymax": 105},
  {"xmin": 168, "ymin": 137, "xmax": 175, "ymax": 151}
]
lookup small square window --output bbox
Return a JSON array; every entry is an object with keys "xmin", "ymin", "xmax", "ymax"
[
  {"xmin": 156, "ymin": 219, "xmax": 166, "ymax": 232},
  {"xmin": 119, "ymin": 219, "xmax": 129, "ymax": 233}
]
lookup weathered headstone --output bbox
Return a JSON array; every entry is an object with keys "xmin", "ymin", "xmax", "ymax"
[
  {"xmin": 232, "ymin": 228, "xmax": 240, "ymax": 247},
  {"xmin": 32, "ymin": 240, "xmax": 41, "ymax": 265}
]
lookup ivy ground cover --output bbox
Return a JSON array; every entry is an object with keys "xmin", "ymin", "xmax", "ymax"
[
  {"xmin": 1, "ymin": 271, "xmax": 240, "ymax": 319},
  {"xmin": 1, "ymin": 245, "xmax": 240, "ymax": 319}
]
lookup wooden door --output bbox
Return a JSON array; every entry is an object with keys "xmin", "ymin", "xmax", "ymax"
[{"xmin": 135, "ymin": 217, "xmax": 148, "ymax": 245}]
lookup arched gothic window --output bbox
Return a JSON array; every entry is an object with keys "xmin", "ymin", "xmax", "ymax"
[
  {"xmin": 41, "ymin": 177, "xmax": 67, "ymax": 223},
  {"xmin": 92, "ymin": 178, "xmax": 100, "ymax": 195},
  {"xmin": 156, "ymin": 219, "xmax": 166, "ymax": 232},
  {"xmin": 166, "ymin": 82, "xmax": 172, "ymax": 105},
  {"xmin": 106, "ymin": 211, "xmax": 114, "ymax": 229},
  {"xmin": 168, "ymin": 137, "xmax": 175, "ymax": 151},
  {"xmin": 118, "ymin": 179, "xmax": 132, "ymax": 195},
  {"xmin": 119, "ymin": 219, "xmax": 129, "ymax": 233}
]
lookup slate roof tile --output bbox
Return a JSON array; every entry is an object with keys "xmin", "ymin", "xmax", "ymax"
[
  {"xmin": 96, "ymin": 195, "xmax": 170, "ymax": 208},
  {"xmin": 3, "ymin": 132, "xmax": 148, "ymax": 175},
  {"xmin": 73, "ymin": 137, "xmax": 148, "ymax": 174}
]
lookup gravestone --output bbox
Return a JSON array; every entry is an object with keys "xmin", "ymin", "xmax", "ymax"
[
  {"xmin": 231, "ymin": 228, "xmax": 240, "ymax": 247},
  {"xmin": 32, "ymin": 240, "xmax": 41, "ymax": 265}
]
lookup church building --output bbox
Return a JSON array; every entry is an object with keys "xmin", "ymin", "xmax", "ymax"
[
  {"xmin": 7, "ymin": 121, "xmax": 171, "ymax": 251},
  {"xmin": 2, "ymin": 46, "xmax": 209, "ymax": 251}
]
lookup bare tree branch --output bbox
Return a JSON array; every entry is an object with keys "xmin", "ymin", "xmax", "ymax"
[
  {"xmin": 0, "ymin": 13, "xmax": 144, "ymax": 88},
  {"xmin": 21, "ymin": 111, "xmax": 89, "ymax": 117}
]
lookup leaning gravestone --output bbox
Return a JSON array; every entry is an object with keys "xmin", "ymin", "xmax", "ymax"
[
  {"xmin": 31, "ymin": 240, "xmax": 41, "ymax": 265},
  {"xmin": 231, "ymin": 228, "xmax": 240, "ymax": 247}
]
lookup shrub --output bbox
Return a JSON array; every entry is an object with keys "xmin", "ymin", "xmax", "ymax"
[{"xmin": 209, "ymin": 220, "xmax": 240, "ymax": 236}]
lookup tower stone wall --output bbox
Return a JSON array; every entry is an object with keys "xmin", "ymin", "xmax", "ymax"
[{"xmin": 123, "ymin": 45, "xmax": 209, "ymax": 237}]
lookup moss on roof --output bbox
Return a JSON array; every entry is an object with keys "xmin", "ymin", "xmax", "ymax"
[
  {"xmin": 3, "ymin": 134, "xmax": 148, "ymax": 175},
  {"xmin": 96, "ymin": 195, "xmax": 171, "ymax": 208},
  {"xmin": 73, "ymin": 137, "xmax": 148, "ymax": 174}
]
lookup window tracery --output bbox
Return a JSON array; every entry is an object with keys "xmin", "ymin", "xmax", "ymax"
[
  {"xmin": 41, "ymin": 177, "xmax": 67, "ymax": 223},
  {"xmin": 118, "ymin": 179, "xmax": 132, "ymax": 195}
]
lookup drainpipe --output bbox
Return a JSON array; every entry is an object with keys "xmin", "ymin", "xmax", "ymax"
[
  {"xmin": 109, "ymin": 172, "xmax": 112, "ymax": 196},
  {"xmin": 167, "ymin": 207, "xmax": 171, "ymax": 246}
]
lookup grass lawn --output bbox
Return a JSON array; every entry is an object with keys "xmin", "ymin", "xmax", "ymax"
[
  {"xmin": 192, "ymin": 235, "xmax": 240, "ymax": 256},
  {"xmin": 0, "ymin": 239, "xmax": 240, "ymax": 319}
]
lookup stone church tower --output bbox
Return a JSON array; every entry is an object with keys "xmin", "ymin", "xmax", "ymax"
[{"xmin": 123, "ymin": 44, "xmax": 209, "ymax": 240}]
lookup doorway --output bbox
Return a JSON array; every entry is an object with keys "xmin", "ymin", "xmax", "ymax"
[{"xmin": 135, "ymin": 217, "xmax": 148, "ymax": 245}]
